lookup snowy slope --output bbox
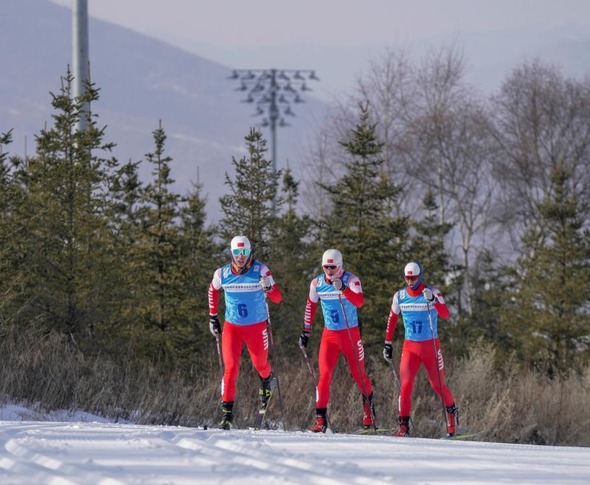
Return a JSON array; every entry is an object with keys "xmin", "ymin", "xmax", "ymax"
[{"xmin": 0, "ymin": 417, "xmax": 588, "ymax": 484}]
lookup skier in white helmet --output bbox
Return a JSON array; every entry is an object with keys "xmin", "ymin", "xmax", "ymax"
[
  {"xmin": 299, "ymin": 248, "xmax": 375, "ymax": 433},
  {"xmin": 208, "ymin": 235, "xmax": 282, "ymax": 430},
  {"xmin": 383, "ymin": 261, "xmax": 458, "ymax": 437}
]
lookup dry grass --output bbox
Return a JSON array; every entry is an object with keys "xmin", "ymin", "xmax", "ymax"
[{"xmin": 0, "ymin": 326, "xmax": 588, "ymax": 446}]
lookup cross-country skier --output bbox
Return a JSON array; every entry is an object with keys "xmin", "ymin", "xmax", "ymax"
[
  {"xmin": 383, "ymin": 261, "xmax": 459, "ymax": 437},
  {"xmin": 299, "ymin": 248, "xmax": 375, "ymax": 433},
  {"xmin": 208, "ymin": 235, "xmax": 282, "ymax": 430}
]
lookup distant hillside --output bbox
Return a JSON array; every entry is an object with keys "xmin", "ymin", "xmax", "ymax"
[
  {"xmin": 157, "ymin": 22, "xmax": 590, "ymax": 99},
  {"xmin": 4, "ymin": 1, "xmax": 590, "ymax": 222},
  {"xmin": 1, "ymin": 0, "xmax": 327, "ymax": 220}
]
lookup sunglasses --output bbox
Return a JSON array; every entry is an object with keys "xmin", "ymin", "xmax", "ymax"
[
  {"xmin": 323, "ymin": 265, "xmax": 337, "ymax": 270},
  {"xmin": 232, "ymin": 248, "xmax": 251, "ymax": 257},
  {"xmin": 405, "ymin": 275, "xmax": 419, "ymax": 280}
]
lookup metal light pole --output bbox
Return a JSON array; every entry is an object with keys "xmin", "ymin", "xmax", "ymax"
[
  {"xmin": 72, "ymin": 0, "xmax": 90, "ymax": 132},
  {"xmin": 228, "ymin": 69, "xmax": 319, "ymax": 174}
]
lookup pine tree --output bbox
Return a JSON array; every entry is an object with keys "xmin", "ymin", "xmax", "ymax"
[
  {"xmin": 218, "ymin": 128, "xmax": 282, "ymax": 258},
  {"xmin": 0, "ymin": 130, "xmax": 26, "ymax": 325},
  {"xmin": 318, "ymin": 102, "xmax": 407, "ymax": 346},
  {"xmin": 500, "ymin": 165, "xmax": 590, "ymax": 375},
  {"xmin": 16, "ymin": 70, "xmax": 120, "ymax": 341},
  {"xmin": 217, "ymin": 129, "xmax": 312, "ymax": 353},
  {"xmin": 123, "ymin": 121, "xmax": 190, "ymax": 368},
  {"xmin": 266, "ymin": 167, "xmax": 315, "ymax": 350},
  {"xmin": 178, "ymin": 181, "xmax": 220, "ymax": 369}
]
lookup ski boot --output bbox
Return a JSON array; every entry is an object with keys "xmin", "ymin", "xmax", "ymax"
[
  {"xmin": 259, "ymin": 373, "xmax": 273, "ymax": 407},
  {"xmin": 220, "ymin": 401, "xmax": 234, "ymax": 430},
  {"xmin": 310, "ymin": 408, "xmax": 328, "ymax": 433},
  {"xmin": 396, "ymin": 416, "xmax": 410, "ymax": 437},
  {"xmin": 362, "ymin": 393, "xmax": 375, "ymax": 429},
  {"xmin": 446, "ymin": 404, "xmax": 459, "ymax": 437}
]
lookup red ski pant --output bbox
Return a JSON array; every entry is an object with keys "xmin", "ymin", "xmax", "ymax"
[
  {"xmin": 221, "ymin": 321, "xmax": 271, "ymax": 403},
  {"xmin": 316, "ymin": 327, "xmax": 373, "ymax": 409},
  {"xmin": 398, "ymin": 338, "xmax": 455, "ymax": 416}
]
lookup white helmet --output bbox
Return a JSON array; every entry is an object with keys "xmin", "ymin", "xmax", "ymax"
[
  {"xmin": 404, "ymin": 261, "xmax": 424, "ymax": 289},
  {"xmin": 230, "ymin": 235, "xmax": 251, "ymax": 256},
  {"xmin": 322, "ymin": 249, "xmax": 342, "ymax": 268},
  {"xmin": 404, "ymin": 262, "xmax": 421, "ymax": 277}
]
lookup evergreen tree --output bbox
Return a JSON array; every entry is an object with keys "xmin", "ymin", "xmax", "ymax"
[
  {"xmin": 448, "ymin": 249, "xmax": 511, "ymax": 358},
  {"xmin": 407, "ymin": 190, "xmax": 462, "ymax": 353},
  {"xmin": 16, "ymin": 70, "xmax": 120, "ymax": 341},
  {"xmin": 0, "ymin": 130, "xmax": 26, "ymax": 325},
  {"xmin": 318, "ymin": 102, "xmax": 407, "ymax": 346},
  {"xmin": 217, "ymin": 129, "xmax": 312, "ymax": 354},
  {"xmin": 178, "ymin": 181, "xmax": 220, "ymax": 369},
  {"xmin": 410, "ymin": 190, "xmax": 458, "ymax": 300},
  {"xmin": 218, "ymin": 128, "xmax": 282, "ymax": 258},
  {"xmin": 123, "ymin": 121, "xmax": 191, "ymax": 368},
  {"xmin": 108, "ymin": 159, "xmax": 143, "ymax": 241},
  {"xmin": 266, "ymin": 168, "xmax": 315, "ymax": 350},
  {"xmin": 499, "ymin": 165, "xmax": 590, "ymax": 375}
]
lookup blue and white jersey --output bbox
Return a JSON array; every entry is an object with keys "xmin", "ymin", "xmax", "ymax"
[
  {"xmin": 315, "ymin": 272, "xmax": 359, "ymax": 331},
  {"xmin": 219, "ymin": 260, "xmax": 267, "ymax": 325},
  {"xmin": 395, "ymin": 286, "xmax": 439, "ymax": 341}
]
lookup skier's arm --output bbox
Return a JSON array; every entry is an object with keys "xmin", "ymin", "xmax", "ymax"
[
  {"xmin": 431, "ymin": 287, "xmax": 450, "ymax": 320},
  {"xmin": 385, "ymin": 291, "xmax": 401, "ymax": 342},
  {"xmin": 303, "ymin": 279, "xmax": 319, "ymax": 333},
  {"xmin": 385, "ymin": 308, "xmax": 399, "ymax": 342},
  {"xmin": 208, "ymin": 269, "xmax": 222, "ymax": 316},
  {"xmin": 299, "ymin": 280, "xmax": 319, "ymax": 349},
  {"xmin": 303, "ymin": 297, "xmax": 318, "ymax": 332},
  {"xmin": 342, "ymin": 275, "xmax": 363, "ymax": 308},
  {"xmin": 260, "ymin": 265, "xmax": 282, "ymax": 304}
]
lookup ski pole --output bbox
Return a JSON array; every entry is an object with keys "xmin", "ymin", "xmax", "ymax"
[
  {"xmin": 300, "ymin": 346, "xmax": 317, "ymax": 385},
  {"xmin": 426, "ymin": 300, "xmax": 449, "ymax": 432},
  {"xmin": 266, "ymin": 302, "xmax": 275, "ymax": 348},
  {"xmin": 337, "ymin": 292, "xmax": 377, "ymax": 432},
  {"xmin": 265, "ymin": 299, "xmax": 285, "ymax": 424},
  {"xmin": 388, "ymin": 359, "xmax": 401, "ymax": 392},
  {"xmin": 215, "ymin": 335, "xmax": 224, "ymax": 373}
]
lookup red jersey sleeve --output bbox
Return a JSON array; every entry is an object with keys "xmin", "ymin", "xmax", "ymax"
[
  {"xmin": 303, "ymin": 297, "xmax": 318, "ymax": 332},
  {"xmin": 385, "ymin": 308, "xmax": 399, "ymax": 342},
  {"xmin": 208, "ymin": 282, "xmax": 219, "ymax": 315}
]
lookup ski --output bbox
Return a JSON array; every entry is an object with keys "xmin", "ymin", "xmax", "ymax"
[
  {"xmin": 253, "ymin": 376, "xmax": 278, "ymax": 430},
  {"xmin": 352, "ymin": 428, "xmax": 480, "ymax": 440},
  {"xmin": 354, "ymin": 427, "xmax": 395, "ymax": 435},
  {"xmin": 442, "ymin": 431, "xmax": 480, "ymax": 441}
]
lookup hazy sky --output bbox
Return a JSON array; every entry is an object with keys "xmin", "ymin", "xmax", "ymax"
[
  {"xmin": 49, "ymin": 0, "xmax": 590, "ymax": 97},
  {"xmin": 52, "ymin": 0, "xmax": 588, "ymax": 48}
]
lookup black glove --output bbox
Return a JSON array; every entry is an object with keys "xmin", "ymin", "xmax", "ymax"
[
  {"xmin": 383, "ymin": 342, "xmax": 393, "ymax": 362},
  {"xmin": 209, "ymin": 315, "xmax": 221, "ymax": 336},
  {"xmin": 332, "ymin": 277, "xmax": 344, "ymax": 291},
  {"xmin": 299, "ymin": 330, "xmax": 310, "ymax": 349}
]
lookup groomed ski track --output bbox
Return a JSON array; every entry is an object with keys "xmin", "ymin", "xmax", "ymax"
[{"xmin": 0, "ymin": 421, "xmax": 588, "ymax": 484}]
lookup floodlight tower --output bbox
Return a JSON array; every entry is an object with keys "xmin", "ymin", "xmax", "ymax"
[{"xmin": 228, "ymin": 69, "xmax": 319, "ymax": 174}]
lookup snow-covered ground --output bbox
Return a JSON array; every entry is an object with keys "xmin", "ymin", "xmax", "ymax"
[{"xmin": 0, "ymin": 404, "xmax": 588, "ymax": 484}]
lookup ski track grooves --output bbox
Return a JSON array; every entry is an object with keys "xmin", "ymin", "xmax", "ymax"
[
  {"xmin": 0, "ymin": 423, "xmax": 395, "ymax": 485},
  {"xmin": 176, "ymin": 430, "xmax": 394, "ymax": 485},
  {"xmin": 1, "ymin": 422, "xmax": 132, "ymax": 485}
]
